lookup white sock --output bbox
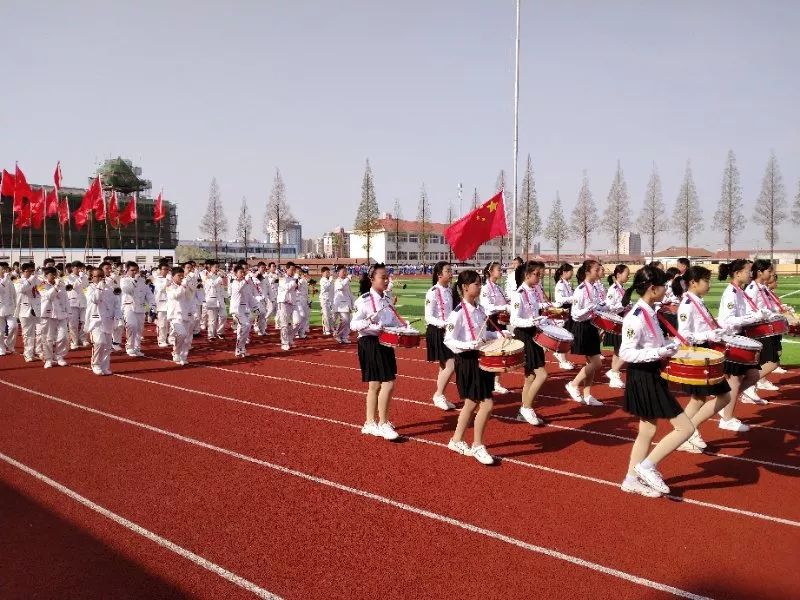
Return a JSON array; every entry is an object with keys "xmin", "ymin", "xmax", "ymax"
[
  {"xmin": 624, "ymin": 474, "xmax": 638, "ymax": 485},
  {"xmin": 640, "ymin": 458, "xmax": 655, "ymax": 471}
]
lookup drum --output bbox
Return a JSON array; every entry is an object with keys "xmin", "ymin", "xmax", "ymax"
[
  {"xmin": 661, "ymin": 346, "xmax": 725, "ymax": 386},
  {"xmin": 379, "ymin": 327, "xmax": 421, "ymax": 349},
  {"xmin": 534, "ymin": 325, "xmax": 574, "ymax": 353},
  {"xmin": 591, "ymin": 311, "xmax": 623, "ymax": 335},
  {"xmin": 742, "ymin": 317, "xmax": 789, "ymax": 339},
  {"xmin": 781, "ymin": 310, "xmax": 799, "ymax": 336},
  {"xmin": 707, "ymin": 335, "xmax": 762, "ymax": 365},
  {"xmin": 478, "ymin": 338, "xmax": 525, "ymax": 373},
  {"xmin": 543, "ymin": 306, "xmax": 567, "ymax": 319},
  {"xmin": 494, "ymin": 310, "xmax": 510, "ymax": 325}
]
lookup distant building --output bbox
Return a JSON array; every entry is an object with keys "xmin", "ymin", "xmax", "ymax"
[
  {"xmin": 185, "ymin": 240, "xmax": 298, "ymax": 262},
  {"xmin": 322, "ymin": 227, "xmax": 350, "ymax": 259},
  {"xmin": 619, "ymin": 232, "xmax": 642, "ymax": 256},
  {"xmin": 266, "ymin": 219, "xmax": 302, "ymax": 247}
]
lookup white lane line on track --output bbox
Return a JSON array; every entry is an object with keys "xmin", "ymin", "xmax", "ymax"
[
  {"xmin": 0, "ymin": 450, "xmax": 281, "ymax": 600},
  {"xmin": 32, "ymin": 368, "xmax": 800, "ymax": 529},
  {"xmin": 0, "ymin": 380, "xmax": 718, "ymax": 600}
]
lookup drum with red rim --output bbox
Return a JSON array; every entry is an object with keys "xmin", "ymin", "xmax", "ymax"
[
  {"xmin": 378, "ymin": 327, "xmax": 421, "ymax": 349},
  {"xmin": 742, "ymin": 317, "xmax": 789, "ymax": 339},
  {"xmin": 543, "ymin": 306, "xmax": 567, "ymax": 319},
  {"xmin": 707, "ymin": 335, "xmax": 762, "ymax": 365},
  {"xmin": 661, "ymin": 347, "xmax": 726, "ymax": 386},
  {"xmin": 591, "ymin": 311, "xmax": 623, "ymax": 335},
  {"xmin": 534, "ymin": 324, "xmax": 574, "ymax": 353},
  {"xmin": 478, "ymin": 338, "xmax": 524, "ymax": 373}
]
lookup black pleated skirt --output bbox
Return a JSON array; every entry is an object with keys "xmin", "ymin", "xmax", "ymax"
[
  {"xmin": 603, "ymin": 331, "xmax": 622, "ymax": 354},
  {"xmin": 454, "ymin": 351, "xmax": 494, "ymax": 401},
  {"xmin": 358, "ymin": 335, "xmax": 397, "ymax": 382},
  {"xmin": 758, "ymin": 335, "xmax": 781, "ymax": 365},
  {"xmin": 426, "ymin": 324, "xmax": 454, "ymax": 365},
  {"xmin": 624, "ymin": 361, "xmax": 683, "ymax": 420},
  {"xmin": 571, "ymin": 320, "xmax": 601, "ymax": 356},
  {"xmin": 514, "ymin": 326, "xmax": 546, "ymax": 375},
  {"xmin": 561, "ymin": 302, "xmax": 573, "ymax": 333},
  {"xmin": 724, "ymin": 360, "xmax": 757, "ymax": 377}
]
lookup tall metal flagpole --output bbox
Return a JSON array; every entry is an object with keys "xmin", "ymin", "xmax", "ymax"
[{"xmin": 511, "ymin": 0, "xmax": 521, "ymax": 258}]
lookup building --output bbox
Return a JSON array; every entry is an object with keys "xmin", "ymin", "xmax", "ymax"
[
  {"xmin": 183, "ymin": 240, "xmax": 298, "ymax": 262},
  {"xmin": 322, "ymin": 228, "xmax": 350, "ymax": 259},
  {"xmin": 266, "ymin": 219, "xmax": 302, "ymax": 247},
  {"xmin": 619, "ymin": 232, "xmax": 642, "ymax": 256}
]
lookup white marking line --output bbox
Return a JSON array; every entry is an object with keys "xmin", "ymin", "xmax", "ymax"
[
  {"xmin": 0, "ymin": 450, "xmax": 281, "ymax": 600},
  {"xmin": 0, "ymin": 381, "xmax": 719, "ymax": 599},
  {"xmin": 44, "ymin": 370, "xmax": 800, "ymax": 529},
  {"xmin": 779, "ymin": 289, "xmax": 800, "ymax": 299}
]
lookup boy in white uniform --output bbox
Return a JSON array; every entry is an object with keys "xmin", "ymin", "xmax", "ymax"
[
  {"xmin": 276, "ymin": 262, "xmax": 299, "ymax": 351},
  {"xmin": 248, "ymin": 262, "xmax": 269, "ymax": 335},
  {"xmin": 66, "ymin": 262, "xmax": 88, "ymax": 349},
  {"xmin": 333, "ymin": 266, "xmax": 354, "ymax": 344},
  {"xmin": 101, "ymin": 262, "xmax": 124, "ymax": 351},
  {"xmin": 265, "ymin": 262, "xmax": 279, "ymax": 328},
  {"xmin": 203, "ymin": 261, "xmax": 228, "ymax": 339},
  {"xmin": 0, "ymin": 262, "xmax": 17, "ymax": 355},
  {"xmin": 229, "ymin": 265, "xmax": 259, "ymax": 357},
  {"xmin": 294, "ymin": 267, "xmax": 311, "ymax": 339},
  {"xmin": 39, "ymin": 266, "xmax": 70, "ymax": 368},
  {"xmin": 318, "ymin": 266, "xmax": 333, "ymax": 335},
  {"xmin": 85, "ymin": 268, "xmax": 115, "ymax": 375},
  {"xmin": 152, "ymin": 263, "xmax": 172, "ymax": 347},
  {"xmin": 15, "ymin": 262, "xmax": 41, "ymax": 362},
  {"xmin": 166, "ymin": 267, "xmax": 195, "ymax": 366},
  {"xmin": 120, "ymin": 261, "xmax": 154, "ymax": 357}
]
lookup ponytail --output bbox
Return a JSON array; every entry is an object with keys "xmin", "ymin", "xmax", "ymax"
[
  {"xmin": 554, "ymin": 262, "xmax": 572, "ymax": 283},
  {"xmin": 360, "ymin": 262, "xmax": 386, "ymax": 295},
  {"xmin": 719, "ymin": 259, "xmax": 751, "ymax": 281},
  {"xmin": 624, "ymin": 265, "xmax": 668, "ymax": 304},
  {"xmin": 516, "ymin": 260, "xmax": 545, "ymax": 288},
  {"xmin": 607, "ymin": 264, "xmax": 628, "ymax": 287},
  {"xmin": 576, "ymin": 264, "xmax": 587, "ymax": 283}
]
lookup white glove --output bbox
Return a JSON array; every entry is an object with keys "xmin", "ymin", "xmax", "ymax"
[
  {"xmin": 468, "ymin": 339, "xmax": 482, "ymax": 350},
  {"xmin": 501, "ymin": 330, "xmax": 513, "ymax": 339},
  {"xmin": 368, "ymin": 323, "xmax": 383, "ymax": 333},
  {"xmin": 707, "ymin": 329, "xmax": 723, "ymax": 343},
  {"xmin": 658, "ymin": 344, "xmax": 679, "ymax": 358},
  {"xmin": 683, "ymin": 333, "xmax": 696, "ymax": 345}
]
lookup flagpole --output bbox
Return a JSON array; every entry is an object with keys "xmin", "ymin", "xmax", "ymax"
[
  {"xmin": 103, "ymin": 190, "xmax": 111, "ymax": 256},
  {"xmin": 511, "ymin": 0, "xmax": 521, "ymax": 259},
  {"xmin": 134, "ymin": 192, "xmax": 139, "ymax": 252},
  {"xmin": 9, "ymin": 210, "xmax": 15, "ymax": 265}
]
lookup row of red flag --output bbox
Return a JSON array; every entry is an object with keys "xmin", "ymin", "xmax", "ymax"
[{"xmin": 0, "ymin": 163, "xmax": 166, "ymax": 232}]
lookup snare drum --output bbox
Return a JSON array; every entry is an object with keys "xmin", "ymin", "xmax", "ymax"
[
  {"xmin": 379, "ymin": 327, "xmax": 421, "ymax": 349},
  {"xmin": 534, "ymin": 324, "xmax": 574, "ymax": 353},
  {"xmin": 543, "ymin": 306, "xmax": 567, "ymax": 319},
  {"xmin": 661, "ymin": 347, "xmax": 725, "ymax": 386},
  {"xmin": 494, "ymin": 310, "xmax": 510, "ymax": 325},
  {"xmin": 742, "ymin": 317, "xmax": 789, "ymax": 339},
  {"xmin": 591, "ymin": 311, "xmax": 623, "ymax": 335},
  {"xmin": 478, "ymin": 338, "xmax": 525, "ymax": 373},
  {"xmin": 708, "ymin": 335, "xmax": 762, "ymax": 365}
]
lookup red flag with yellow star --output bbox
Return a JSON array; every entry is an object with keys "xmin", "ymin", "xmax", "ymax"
[{"xmin": 444, "ymin": 190, "xmax": 508, "ymax": 261}]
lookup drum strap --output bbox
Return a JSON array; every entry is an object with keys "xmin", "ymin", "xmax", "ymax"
[
  {"xmin": 491, "ymin": 281, "xmax": 507, "ymax": 303},
  {"xmin": 655, "ymin": 311, "xmax": 688, "ymax": 344},
  {"xmin": 687, "ymin": 294, "xmax": 720, "ymax": 329},
  {"xmin": 435, "ymin": 287, "xmax": 446, "ymax": 320},
  {"xmin": 738, "ymin": 284, "xmax": 759, "ymax": 312},
  {"xmin": 758, "ymin": 285, "xmax": 777, "ymax": 311},
  {"xmin": 387, "ymin": 303, "xmax": 407, "ymax": 326},
  {"xmin": 462, "ymin": 303, "xmax": 476, "ymax": 340}
]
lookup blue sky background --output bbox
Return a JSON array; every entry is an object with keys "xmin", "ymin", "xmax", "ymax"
[{"xmin": 2, "ymin": 0, "xmax": 798, "ymax": 252}]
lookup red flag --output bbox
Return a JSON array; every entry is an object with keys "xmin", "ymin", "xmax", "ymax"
[
  {"xmin": 118, "ymin": 194, "xmax": 138, "ymax": 226},
  {"xmin": 78, "ymin": 176, "xmax": 100, "ymax": 214},
  {"xmin": 15, "ymin": 202, "xmax": 31, "ymax": 228},
  {"xmin": 93, "ymin": 183, "xmax": 105, "ymax": 221},
  {"xmin": 1, "ymin": 169, "xmax": 15, "ymax": 199},
  {"xmin": 14, "ymin": 165, "xmax": 32, "ymax": 212},
  {"xmin": 58, "ymin": 197, "xmax": 70, "ymax": 226},
  {"xmin": 30, "ymin": 188, "xmax": 46, "ymax": 229},
  {"xmin": 108, "ymin": 191, "xmax": 120, "ymax": 227},
  {"xmin": 46, "ymin": 187, "xmax": 59, "ymax": 217},
  {"xmin": 153, "ymin": 190, "xmax": 165, "ymax": 222},
  {"xmin": 74, "ymin": 206, "xmax": 88, "ymax": 229},
  {"xmin": 444, "ymin": 190, "xmax": 508, "ymax": 261},
  {"xmin": 54, "ymin": 161, "xmax": 62, "ymax": 189}
]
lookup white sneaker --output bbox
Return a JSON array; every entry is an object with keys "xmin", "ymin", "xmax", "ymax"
[
  {"xmin": 689, "ymin": 430, "xmax": 707, "ymax": 449},
  {"xmin": 773, "ymin": 366, "xmax": 787, "ymax": 374},
  {"xmin": 69, "ymin": 343, "xmax": 79, "ymax": 350},
  {"xmin": 565, "ymin": 383, "xmax": 584, "ymax": 403},
  {"xmin": 56, "ymin": 359, "xmax": 68, "ymax": 367},
  {"xmin": 518, "ymin": 407, "xmax": 544, "ymax": 426},
  {"xmin": 179, "ymin": 360, "xmax": 188, "ymax": 366},
  {"xmin": 44, "ymin": 360, "xmax": 53, "ymax": 369},
  {"xmin": 447, "ymin": 439, "xmax": 471, "ymax": 455},
  {"xmin": 559, "ymin": 361, "xmax": 575, "ymax": 370},
  {"xmin": 493, "ymin": 382, "xmax": 509, "ymax": 394},
  {"xmin": 377, "ymin": 421, "xmax": 399, "ymax": 441},
  {"xmin": 718, "ymin": 415, "xmax": 750, "ymax": 432},
  {"xmin": 756, "ymin": 379, "xmax": 779, "ymax": 391},
  {"xmin": 126, "ymin": 351, "xmax": 138, "ymax": 357},
  {"xmin": 633, "ymin": 463, "xmax": 670, "ymax": 494},
  {"xmin": 91, "ymin": 366, "xmax": 104, "ymax": 375},
  {"xmin": 112, "ymin": 344, "xmax": 122, "ymax": 352},
  {"xmin": 677, "ymin": 439, "xmax": 703, "ymax": 454},
  {"xmin": 621, "ymin": 477, "xmax": 662, "ymax": 498},
  {"xmin": 583, "ymin": 395, "xmax": 603, "ymax": 406},
  {"xmin": 81, "ymin": 341, "xmax": 90, "ymax": 347},
  {"xmin": 740, "ymin": 390, "xmax": 767, "ymax": 405},
  {"xmin": 102, "ymin": 369, "xmax": 113, "ymax": 376},
  {"xmin": 608, "ymin": 373, "xmax": 625, "ymax": 389},
  {"xmin": 158, "ymin": 342, "xmax": 169, "ymax": 348},
  {"xmin": 433, "ymin": 394, "xmax": 456, "ymax": 410},
  {"xmin": 471, "ymin": 445, "xmax": 494, "ymax": 465},
  {"xmin": 360, "ymin": 421, "xmax": 381, "ymax": 436}
]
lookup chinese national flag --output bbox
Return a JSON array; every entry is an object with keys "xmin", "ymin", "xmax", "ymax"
[
  {"xmin": 58, "ymin": 197, "xmax": 70, "ymax": 225},
  {"xmin": 30, "ymin": 188, "xmax": 46, "ymax": 229},
  {"xmin": 153, "ymin": 190, "xmax": 165, "ymax": 222},
  {"xmin": 14, "ymin": 165, "xmax": 32, "ymax": 212},
  {"xmin": 118, "ymin": 194, "xmax": 137, "ymax": 226},
  {"xmin": 46, "ymin": 187, "xmax": 59, "ymax": 217},
  {"xmin": 108, "ymin": 191, "xmax": 120, "ymax": 227},
  {"xmin": 444, "ymin": 190, "xmax": 508, "ymax": 261},
  {"xmin": 1, "ymin": 169, "xmax": 15, "ymax": 200}
]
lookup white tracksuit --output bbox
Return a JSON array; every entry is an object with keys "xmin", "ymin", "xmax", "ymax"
[
  {"xmin": 277, "ymin": 275, "xmax": 298, "ymax": 347},
  {"xmin": 294, "ymin": 277, "xmax": 310, "ymax": 338},
  {"xmin": 166, "ymin": 280, "xmax": 195, "ymax": 362},
  {"xmin": 85, "ymin": 282, "xmax": 115, "ymax": 373},
  {"xmin": 66, "ymin": 272, "xmax": 88, "ymax": 347},
  {"xmin": 203, "ymin": 273, "xmax": 228, "ymax": 338},
  {"xmin": 319, "ymin": 275, "xmax": 333, "ymax": 335},
  {"xmin": 39, "ymin": 281, "xmax": 70, "ymax": 363},
  {"xmin": 333, "ymin": 276, "xmax": 354, "ymax": 342},
  {"xmin": 0, "ymin": 273, "xmax": 17, "ymax": 354},
  {"xmin": 230, "ymin": 278, "xmax": 259, "ymax": 355},
  {"xmin": 153, "ymin": 275, "xmax": 170, "ymax": 345},
  {"xmin": 15, "ymin": 275, "xmax": 42, "ymax": 361},
  {"xmin": 120, "ymin": 275, "xmax": 154, "ymax": 354}
]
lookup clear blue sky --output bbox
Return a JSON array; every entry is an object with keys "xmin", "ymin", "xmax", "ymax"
[{"xmin": 3, "ymin": 0, "xmax": 798, "ymax": 253}]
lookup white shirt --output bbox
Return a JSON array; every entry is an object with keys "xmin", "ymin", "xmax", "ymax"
[
  {"xmin": 66, "ymin": 272, "xmax": 87, "ymax": 309},
  {"xmin": 510, "ymin": 282, "xmax": 544, "ymax": 329},
  {"xmin": 480, "ymin": 280, "xmax": 509, "ymax": 314},
  {"xmin": 266, "ymin": 271, "xmax": 279, "ymax": 301},
  {"xmin": 40, "ymin": 281, "xmax": 69, "ymax": 320},
  {"xmin": 105, "ymin": 274, "xmax": 123, "ymax": 319},
  {"xmin": 120, "ymin": 275, "xmax": 153, "ymax": 314},
  {"xmin": 351, "ymin": 289, "xmax": 404, "ymax": 338},
  {"xmin": 166, "ymin": 280, "xmax": 195, "ymax": 322},
  {"xmin": 570, "ymin": 280, "xmax": 603, "ymax": 322},
  {"xmin": 745, "ymin": 281, "xmax": 780, "ymax": 313},
  {"xmin": 85, "ymin": 282, "xmax": 115, "ymax": 334},
  {"xmin": 554, "ymin": 279, "xmax": 574, "ymax": 306},
  {"xmin": 332, "ymin": 276, "xmax": 353, "ymax": 312},
  {"xmin": 605, "ymin": 281, "xmax": 626, "ymax": 313},
  {"xmin": 15, "ymin": 275, "xmax": 41, "ymax": 318},
  {"xmin": 424, "ymin": 283, "xmax": 452, "ymax": 328},
  {"xmin": 717, "ymin": 283, "xmax": 762, "ymax": 330},
  {"xmin": 229, "ymin": 278, "xmax": 259, "ymax": 317},
  {"xmin": 677, "ymin": 291, "xmax": 723, "ymax": 343},
  {"xmin": 247, "ymin": 272, "xmax": 268, "ymax": 304},
  {"xmin": 203, "ymin": 273, "xmax": 227, "ymax": 309},
  {"xmin": 319, "ymin": 275, "xmax": 333, "ymax": 303},
  {"xmin": 277, "ymin": 275, "xmax": 298, "ymax": 305},
  {"xmin": 619, "ymin": 299, "xmax": 672, "ymax": 363},
  {"xmin": 504, "ymin": 269, "xmax": 518, "ymax": 300},
  {"xmin": 0, "ymin": 273, "xmax": 16, "ymax": 317},
  {"xmin": 443, "ymin": 301, "xmax": 501, "ymax": 354}
]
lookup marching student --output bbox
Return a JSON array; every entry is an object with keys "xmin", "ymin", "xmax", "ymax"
[
  {"xmin": 203, "ymin": 261, "xmax": 228, "ymax": 340},
  {"xmin": 14, "ymin": 262, "xmax": 41, "ymax": 362},
  {"xmin": 229, "ymin": 265, "xmax": 259, "ymax": 357},
  {"xmin": 480, "ymin": 261, "xmax": 511, "ymax": 394},
  {"xmin": 152, "ymin": 263, "xmax": 172, "ymax": 347},
  {"xmin": 552, "ymin": 263, "xmax": 576, "ymax": 369},
  {"xmin": 166, "ymin": 266, "xmax": 195, "ymax": 366},
  {"xmin": 510, "ymin": 260, "xmax": 552, "ymax": 426},
  {"xmin": 716, "ymin": 259, "xmax": 765, "ymax": 432},
  {"xmin": 352, "ymin": 263, "xmax": 405, "ymax": 441},
  {"xmin": 603, "ymin": 264, "xmax": 630, "ymax": 388},
  {"xmin": 85, "ymin": 268, "xmax": 114, "ymax": 375},
  {"xmin": 120, "ymin": 262, "xmax": 154, "ymax": 357},
  {"xmin": 248, "ymin": 262, "xmax": 269, "ymax": 336},
  {"xmin": 319, "ymin": 266, "xmax": 334, "ymax": 335},
  {"xmin": 768, "ymin": 272, "xmax": 790, "ymax": 375},
  {"xmin": 100, "ymin": 261, "xmax": 124, "ymax": 352},
  {"xmin": 185, "ymin": 261, "xmax": 203, "ymax": 336},
  {"xmin": 445, "ymin": 269, "xmax": 507, "ymax": 465},
  {"xmin": 277, "ymin": 262, "xmax": 299, "ymax": 351},
  {"xmin": 332, "ymin": 265, "xmax": 354, "ymax": 344},
  {"xmin": 674, "ymin": 266, "xmax": 731, "ymax": 453},
  {"xmin": 565, "ymin": 260, "xmax": 605, "ymax": 406},
  {"xmin": 426, "ymin": 261, "xmax": 456, "ymax": 410},
  {"xmin": 66, "ymin": 262, "xmax": 88, "ymax": 349},
  {"xmin": 265, "ymin": 262, "xmax": 280, "ymax": 329},
  {"xmin": 618, "ymin": 265, "xmax": 692, "ymax": 498},
  {"xmin": 39, "ymin": 266, "xmax": 70, "ymax": 368},
  {"xmin": 504, "ymin": 256, "xmax": 524, "ymax": 301},
  {"xmin": 659, "ymin": 266, "xmax": 681, "ymax": 336},
  {"xmin": 593, "ymin": 264, "xmax": 607, "ymax": 304},
  {"xmin": 294, "ymin": 267, "xmax": 311, "ymax": 339},
  {"xmin": 0, "ymin": 262, "xmax": 17, "ymax": 355}
]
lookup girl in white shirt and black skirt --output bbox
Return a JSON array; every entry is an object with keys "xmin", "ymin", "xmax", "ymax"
[
  {"xmin": 481, "ymin": 261, "xmax": 511, "ymax": 395},
  {"xmin": 565, "ymin": 260, "xmax": 605, "ymax": 406},
  {"xmin": 553, "ymin": 263, "xmax": 575, "ymax": 370},
  {"xmin": 603, "ymin": 264, "xmax": 630, "ymax": 389},
  {"xmin": 425, "ymin": 261, "xmax": 456, "ymax": 410}
]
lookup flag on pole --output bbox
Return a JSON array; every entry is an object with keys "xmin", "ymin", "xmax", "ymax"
[
  {"xmin": 45, "ymin": 187, "xmax": 59, "ymax": 217},
  {"xmin": 0, "ymin": 169, "xmax": 14, "ymax": 203},
  {"xmin": 118, "ymin": 193, "xmax": 137, "ymax": 226},
  {"xmin": 74, "ymin": 205, "xmax": 88, "ymax": 229},
  {"xmin": 14, "ymin": 165, "xmax": 32, "ymax": 212},
  {"xmin": 108, "ymin": 190, "xmax": 120, "ymax": 227},
  {"xmin": 77, "ymin": 176, "xmax": 101, "ymax": 215},
  {"xmin": 30, "ymin": 188, "xmax": 46, "ymax": 229},
  {"xmin": 58, "ymin": 197, "xmax": 70, "ymax": 225},
  {"xmin": 443, "ymin": 189, "xmax": 508, "ymax": 261},
  {"xmin": 54, "ymin": 161, "xmax": 62, "ymax": 189},
  {"xmin": 92, "ymin": 182, "xmax": 105, "ymax": 221},
  {"xmin": 153, "ymin": 190, "xmax": 165, "ymax": 222},
  {"xmin": 15, "ymin": 202, "xmax": 31, "ymax": 228}
]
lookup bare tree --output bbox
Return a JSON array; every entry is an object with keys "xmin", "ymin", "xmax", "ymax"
[
  {"xmin": 517, "ymin": 154, "xmax": 541, "ymax": 259},
  {"xmin": 544, "ymin": 191, "xmax": 569, "ymax": 263},
  {"xmin": 753, "ymin": 151, "xmax": 786, "ymax": 261},
  {"xmin": 417, "ymin": 183, "xmax": 432, "ymax": 264},
  {"xmin": 199, "ymin": 177, "xmax": 228, "ymax": 260},
  {"xmin": 638, "ymin": 164, "xmax": 668, "ymax": 261},
  {"xmin": 353, "ymin": 158, "xmax": 380, "ymax": 263},
  {"xmin": 236, "ymin": 196, "xmax": 253, "ymax": 259},
  {"xmin": 471, "ymin": 187, "xmax": 479, "ymax": 211},
  {"xmin": 601, "ymin": 160, "xmax": 631, "ymax": 261},
  {"xmin": 713, "ymin": 149, "xmax": 746, "ymax": 260},
  {"xmin": 571, "ymin": 171, "xmax": 598, "ymax": 258},
  {"xmin": 391, "ymin": 197, "xmax": 402, "ymax": 265},
  {"xmin": 672, "ymin": 161, "xmax": 704, "ymax": 258},
  {"xmin": 793, "ymin": 179, "xmax": 800, "ymax": 226},
  {"xmin": 263, "ymin": 168, "xmax": 293, "ymax": 266}
]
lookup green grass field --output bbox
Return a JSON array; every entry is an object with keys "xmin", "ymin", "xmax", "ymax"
[{"xmin": 308, "ymin": 276, "xmax": 800, "ymax": 365}]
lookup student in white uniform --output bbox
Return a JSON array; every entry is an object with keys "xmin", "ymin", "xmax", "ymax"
[
  {"xmin": 15, "ymin": 262, "xmax": 41, "ymax": 362},
  {"xmin": 203, "ymin": 261, "xmax": 228, "ymax": 340},
  {"xmin": 504, "ymin": 256, "xmax": 523, "ymax": 302},
  {"xmin": 552, "ymin": 263, "xmax": 576, "ymax": 370},
  {"xmin": 120, "ymin": 261, "xmax": 154, "ymax": 357},
  {"xmin": 277, "ymin": 262, "xmax": 299, "ymax": 351},
  {"xmin": 38, "ymin": 266, "xmax": 70, "ymax": 368},
  {"xmin": 152, "ymin": 263, "xmax": 172, "ymax": 347},
  {"xmin": 229, "ymin": 265, "xmax": 259, "ymax": 357},
  {"xmin": 248, "ymin": 262, "xmax": 270, "ymax": 336},
  {"xmin": 768, "ymin": 272, "xmax": 791, "ymax": 375},
  {"xmin": 166, "ymin": 266, "xmax": 195, "ymax": 366},
  {"xmin": 565, "ymin": 260, "xmax": 605, "ymax": 406},
  {"xmin": 294, "ymin": 267, "xmax": 311, "ymax": 339},
  {"xmin": 65, "ymin": 261, "xmax": 88, "ymax": 349},
  {"xmin": 85, "ymin": 268, "xmax": 114, "ymax": 376},
  {"xmin": 741, "ymin": 259, "xmax": 782, "ymax": 402},
  {"xmin": 100, "ymin": 261, "xmax": 124, "ymax": 352},
  {"xmin": 603, "ymin": 264, "xmax": 630, "ymax": 388},
  {"xmin": 480, "ymin": 261, "xmax": 511, "ymax": 395},
  {"xmin": 332, "ymin": 265, "xmax": 354, "ymax": 344},
  {"xmin": 318, "ymin": 266, "xmax": 334, "ymax": 336},
  {"xmin": 0, "ymin": 262, "xmax": 17, "ymax": 355},
  {"xmin": 425, "ymin": 261, "xmax": 456, "ymax": 410},
  {"xmin": 265, "ymin": 262, "xmax": 280, "ymax": 329}
]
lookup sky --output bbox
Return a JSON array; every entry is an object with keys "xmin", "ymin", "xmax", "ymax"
[{"xmin": 2, "ymin": 0, "xmax": 799, "ymax": 253}]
